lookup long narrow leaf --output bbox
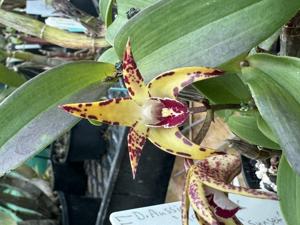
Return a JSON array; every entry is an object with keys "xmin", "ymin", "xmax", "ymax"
[
  {"xmin": 241, "ymin": 54, "xmax": 300, "ymax": 175},
  {"xmin": 278, "ymin": 156, "xmax": 300, "ymax": 225},
  {"xmin": 114, "ymin": 0, "xmax": 300, "ymax": 82},
  {"xmin": 0, "ymin": 64, "xmax": 26, "ymax": 87},
  {"xmin": 0, "ymin": 62, "xmax": 115, "ymax": 175},
  {"xmin": 227, "ymin": 112, "xmax": 280, "ymax": 149}
]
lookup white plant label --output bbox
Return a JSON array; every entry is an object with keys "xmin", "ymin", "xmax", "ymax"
[{"xmin": 110, "ymin": 195, "xmax": 286, "ymax": 225}]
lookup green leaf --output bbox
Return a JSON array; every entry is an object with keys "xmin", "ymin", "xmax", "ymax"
[
  {"xmin": 106, "ymin": 0, "xmax": 157, "ymax": 45},
  {"xmin": 0, "ymin": 64, "xmax": 26, "ymax": 87},
  {"xmin": 0, "ymin": 87, "xmax": 15, "ymax": 103},
  {"xmin": 278, "ymin": 156, "xmax": 300, "ymax": 225},
  {"xmin": 241, "ymin": 54, "xmax": 300, "ymax": 175},
  {"xmin": 195, "ymin": 73, "xmax": 251, "ymax": 104},
  {"xmin": 0, "ymin": 210, "xmax": 17, "ymax": 225},
  {"xmin": 256, "ymin": 115, "xmax": 279, "ymax": 144},
  {"xmin": 98, "ymin": 47, "xmax": 120, "ymax": 65},
  {"xmin": 114, "ymin": 0, "xmax": 300, "ymax": 82},
  {"xmin": 258, "ymin": 30, "xmax": 281, "ymax": 51},
  {"xmin": 227, "ymin": 111, "xmax": 280, "ymax": 149},
  {"xmin": 88, "ymin": 119, "xmax": 103, "ymax": 126},
  {"xmin": 0, "ymin": 62, "xmax": 115, "ymax": 175},
  {"xmin": 99, "ymin": 0, "xmax": 113, "ymax": 27}
]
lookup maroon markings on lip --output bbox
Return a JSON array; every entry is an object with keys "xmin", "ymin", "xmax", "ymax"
[
  {"xmin": 207, "ymin": 193, "xmax": 240, "ymax": 218},
  {"xmin": 80, "ymin": 114, "xmax": 86, "ymax": 118},
  {"xmin": 85, "ymin": 103, "xmax": 93, "ymax": 107},
  {"xmin": 99, "ymin": 99, "xmax": 114, "ymax": 106},
  {"xmin": 154, "ymin": 98, "xmax": 189, "ymax": 127},
  {"xmin": 199, "ymin": 147, "xmax": 207, "ymax": 152},
  {"xmin": 177, "ymin": 152, "xmax": 192, "ymax": 157}
]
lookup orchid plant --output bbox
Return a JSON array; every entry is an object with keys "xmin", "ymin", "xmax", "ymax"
[
  {"xmin": 60, "ymin": 41, "xmax": 280, "ymax": 225},
  {"xmin": 0, "ymin": 1, "xmax": 299, "ymax": 225},
  {"xmin": 61, "ymin": 40, "xmax": 224, "ymax": 178},
  {"xmin": 182, "ymin": 154, "xmax": 278, "ymax": 225}
]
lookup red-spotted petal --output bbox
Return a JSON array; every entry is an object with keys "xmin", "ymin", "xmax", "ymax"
[
  {"xmin": 142, "ymin": 97, "xmax": 189, "ymax": 128},
  {"xmin": 199, "ymin": 154, "xmax": 242, "ymax": 183},
  {"xmin": 127, "ymin": 122, "xmax": 149, "ymax": 179},
  {"xmin": 203, "ymin": 180, "xmax": 278, "ymax": 201},
  {"xmin": 147, "ymin": 67, "xmax": 224, "ymax": 98},
  {"xmin": 188, "ymin": 169, "xmax": 219, "ymax": 225},
  {"xmin": 60, "ymin": 98, "xmax": 142, "ymax": 127},
  {"xmin": 123, "ymin": 40, "xmax": 149, "ymax": 105},
  {"xmin": 193, "ymin": 155, "xmax": 278, "ymax": 200},
  {"xmin": 148, "ymin": 127, "xmax": 217, "ymax": 159}
]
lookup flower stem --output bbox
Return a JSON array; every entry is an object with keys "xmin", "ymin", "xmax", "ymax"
[
  {"xmin": 190, "ymin": 103, "xmax": 241, "ymax": 114},
  {"xmin": 0, "ymin": 9, "xmax": 110, "ymax": 49}
]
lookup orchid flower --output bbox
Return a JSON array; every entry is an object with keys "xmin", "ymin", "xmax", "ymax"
[
  {"xmin": 61, "ymin": 40, "xmax": 223, "ymax": 178},
  {"xmin": 182, "ymin": 154, "xmax": 278, "ymax": 225}
]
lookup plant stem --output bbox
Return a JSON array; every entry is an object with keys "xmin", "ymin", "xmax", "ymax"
[
  {"xmin": 0, "ymin": 9, "xmax": 110, "ymax": 49},
  {"xmin": 18, "ymin": 220, "xmax": 59, "ymax": 225},
  {"xmin": 6, "ymin": 51, "xmax": 67, "ymax": 67},
  {"xmin": 210, "ymin": 103, "xmax": 241, "ymax": 111},
  {"xmin": 190, "ymin": 103, "xmax": 241, "ymax": 114},
  {"xmin": 280, "ymin": 11, "xmax": 300, "ymax": 56}
]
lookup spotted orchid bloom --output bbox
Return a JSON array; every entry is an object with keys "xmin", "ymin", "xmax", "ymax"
[
  {"xmin": 61, "ymin": 40, "xmax": 224, "ymax": 178},
  {"xmin": 182, "ymin": 154, "xmax": 278, "ymax": 225}
]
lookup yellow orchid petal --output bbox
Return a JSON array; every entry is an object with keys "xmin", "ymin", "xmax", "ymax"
[
  {"xmin": 148, "ymin": 127, "xmax": 217, "ymax": 159},
  {"xmin": 147, "ymin": 67, "xmax": 223, "ymax": 98},
  {"xmin": 61, "ymin": 97, "xmax": 142, "ymax": 127},
  {"xmin": 181, "ymin": 172, "xmax": 191, "ymax": 225},
  {"xmin": 123, "ymin": 40, "xmax": 149, "ymax": 105},
  {"xmin": 195, "ymin": 216, "xmax": 210, "ymax": 225},
  {"xmin": 127, "ymin": 122, "xmax": 149, "ymax": 179},
  {"xmin": 202, "ymin": 180, "xmax": 278, "ymax": 200},
  {"xmin": 218, "ymin": 217, "xmax": 243, "ymax": 225},
  {"xmin": 188, "ymin": 169, "xmax": 219, "ymax": 225}
]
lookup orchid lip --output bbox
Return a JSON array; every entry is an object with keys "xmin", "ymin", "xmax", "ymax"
[{"xmin": 141, "ymin": 97, "xmax": 189, "ymax": 128}]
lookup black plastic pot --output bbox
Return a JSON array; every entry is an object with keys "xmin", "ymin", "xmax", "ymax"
[
  {"xmin": 101, "ymin": 140, "xmax": 175, "ymax": 225},
  {"xmin": 70, "ymin": 0, "xmax": 98, "ymax": 17},
  {"xmin": 64, "ymin": 120, "xmax": 108, "ymax": 162},
  {"xmin": 51, "ymin": 161, "xmax": 87, "ymax": 195},
  {"xmin": 58, "ymin": 192, "xmax": 101, "ymax": 225}
]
